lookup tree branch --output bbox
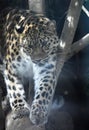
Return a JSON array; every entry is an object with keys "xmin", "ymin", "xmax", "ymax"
[
  {"xmin": 67, "ymin": 33, "xmax": 89, "ymax": 59},
  {"xmin": 82, "ymin": 5, "xmax": 89, "ymax": 17},
  {"xmin": 0, "ymin": 65, "xmax": 4, "ymax": 74},
  {"xmin": 56, "ymin": 0, "xmax": 84, "ymax": 79},
  {"xmin": 6, "ymin": 115, "xmax": 45, "ymax": 130}
]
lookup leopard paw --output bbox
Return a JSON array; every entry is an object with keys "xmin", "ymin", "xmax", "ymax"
[
  {"xmin": 12, "ymin": 107, "xmax": 30, "ymax": 120},
  {"xmin": 30, "ymin": 103, "xmax": 48, "ymax": 125}
]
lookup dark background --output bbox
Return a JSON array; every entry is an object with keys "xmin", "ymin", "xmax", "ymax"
[{"xmin": 0, "ymin": 0, "xmax": 89, "ymax": 130}]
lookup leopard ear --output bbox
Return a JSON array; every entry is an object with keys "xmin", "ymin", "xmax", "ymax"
[
  {"xmin": 51, "ymin": 20, "xmax": 56, "ymax": 26},
  {"xmin": 48, "ymin": 20, "xmax": 57, "ymax": 34}
]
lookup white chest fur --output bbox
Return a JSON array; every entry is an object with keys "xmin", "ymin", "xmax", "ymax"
[{"xmin": 13, "ymin": 55, "xmax": 33, "ymax": 80}]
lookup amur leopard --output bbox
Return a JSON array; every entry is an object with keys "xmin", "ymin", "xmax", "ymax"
[{"xmin": 0, "ymin": 8, "xmax": 62, "ymax": 125}]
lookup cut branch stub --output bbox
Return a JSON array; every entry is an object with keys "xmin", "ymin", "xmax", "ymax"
[{"xmin": 28, "ymin": 0, "xmax": 45, "ymax": 14}]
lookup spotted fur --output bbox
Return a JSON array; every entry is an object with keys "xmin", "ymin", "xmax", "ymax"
[{"xmin": 1, "ymin": 9, "xmax": 61, "ymax": 125}]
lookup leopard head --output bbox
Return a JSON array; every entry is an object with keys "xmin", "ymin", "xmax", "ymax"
[{"xmin": 15, "ymin": 15, "xmax": 59, "ymax": 61}]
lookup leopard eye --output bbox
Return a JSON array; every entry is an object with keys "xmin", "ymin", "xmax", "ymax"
[
  {"xmin": 43, "ymin": 45, "xmax": 49, "ymax": 52},
  {"xmin": 15, "ymin": 25, "xmax": 24, "ymax": 33}
]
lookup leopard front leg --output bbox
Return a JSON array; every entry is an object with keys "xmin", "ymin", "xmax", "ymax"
[
  {"xmin": 4, "ymin": 65, "xmax": 30, "ymax": 119},
  {"xmin": 30, "ymin": 56, "xmax": 57, "ymax": 125}
]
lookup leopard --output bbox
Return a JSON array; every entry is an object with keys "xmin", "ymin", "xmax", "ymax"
[{"xmin": 0, "ymin": 8, "xmax": 62, "ymax": 125}]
